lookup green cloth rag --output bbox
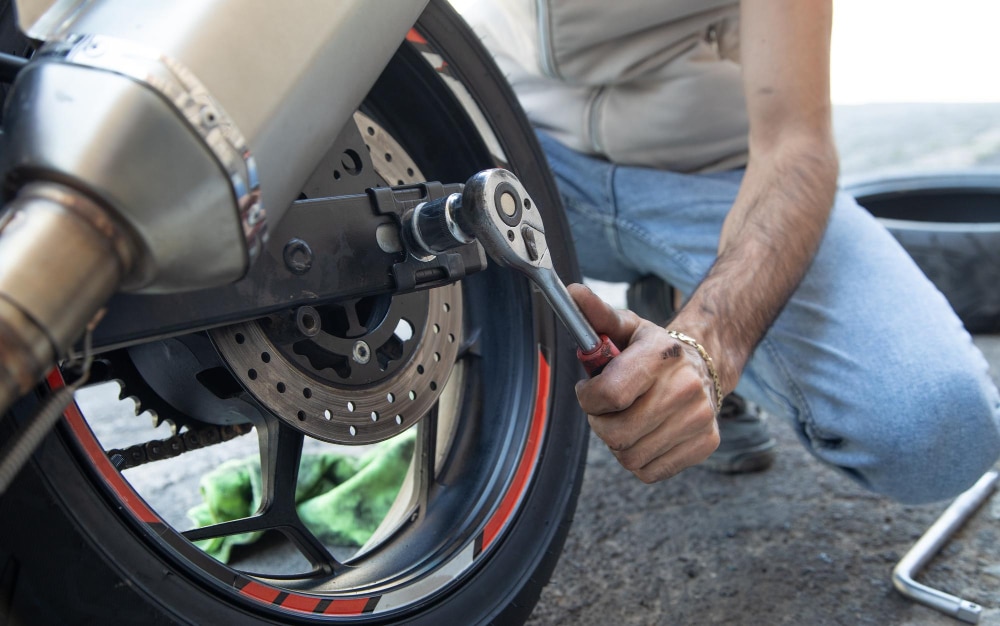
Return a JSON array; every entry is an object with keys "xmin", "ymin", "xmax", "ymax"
[{"xmin": 187, "ymin": 430, "xmax": 415, "ymax": 563}]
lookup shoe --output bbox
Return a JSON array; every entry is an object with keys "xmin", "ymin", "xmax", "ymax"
[
  {"xmin": 701, "ymin": 395, "xmax": 777, "ymax": 474},
  {"xmin": 626, "ymin": 275, "xmax": 676, "ymax": 326},
  {"xmin": 626, "ymin": 275, "xmax": 776, "ymax": 474}
]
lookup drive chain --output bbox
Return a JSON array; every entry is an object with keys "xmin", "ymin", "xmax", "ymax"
[{"xmin": 106, "ymin": 422, "xmax": 253, "ymax": 470}]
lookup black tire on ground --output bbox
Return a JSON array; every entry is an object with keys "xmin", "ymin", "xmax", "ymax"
[
  {"xmin": 848, "ymin": 172, "xmax": 1000, "ymax": 334},
  {"xmin": 0, "ymin": 2, "xmax": 589, "ymax": 624}
]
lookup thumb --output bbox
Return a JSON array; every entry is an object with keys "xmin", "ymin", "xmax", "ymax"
[{"xmin": 566, "ymin": 283, "xmax": 638, "ymax": 349}]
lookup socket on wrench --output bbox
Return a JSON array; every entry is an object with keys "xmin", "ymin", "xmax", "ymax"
[{"xmin": 404, "ymin": 168, "xmax": 619, "ymax": 375}]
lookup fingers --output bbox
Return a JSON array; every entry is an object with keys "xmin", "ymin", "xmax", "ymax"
[
  {"xmin": 567, "ymin": 283, "xmax": 639, "ymax": 350},
  {"xmin": 574, "ymin": 320, "xmax": 683, "ymax": 415},
  {"xmin": 565, "ymin": 284, "xmax": 722, "ymax": 482},
  {"xmin": 576, "ymin": 320, "xmax": 722, "ymax": 483},
  {"xmin": 576, "ymin": 357, "xmax": 656, "ymax": 415},
  {"xmin": 595, "ymin": 394, "xmax": 719, "ymax": 483},
  {"xmin": 623, "ymin": 425, "xmax": 720, "ymax": 483},
  {"xmin": 588, "ymin": 362, "xmax": 719, "ymax": 477}
]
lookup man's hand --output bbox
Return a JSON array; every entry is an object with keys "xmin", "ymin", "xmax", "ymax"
[{"xmin": 570, "ymin": 284, "xmax": 720, "ymax": 483}]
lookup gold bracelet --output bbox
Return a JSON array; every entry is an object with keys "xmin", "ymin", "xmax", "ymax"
[{"xmin": 666, "ymin": 330, "xmax": 723, "ymax": 415}]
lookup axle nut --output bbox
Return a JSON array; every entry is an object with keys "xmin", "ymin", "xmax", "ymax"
[{"xmin": 283, "ymin": 238, "xmax": 313, "ymax": 274}]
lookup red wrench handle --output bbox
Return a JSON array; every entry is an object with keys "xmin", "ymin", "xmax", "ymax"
[{"xmin": 576, "ymin": 335, "xmax": 620, "ymax": 377}]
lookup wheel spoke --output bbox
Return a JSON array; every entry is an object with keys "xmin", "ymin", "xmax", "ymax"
[
  {"xmin": 412, "ymin": 405, "xmax": 438, "ymax": 519},
  {"xmin": 456, "ymin": 326, "xmax": 482, "ymax": 360},
  {"xmin": 251, "ymin": 413, "xmax": 303, "ymax": 512},
  {"xmin": 279, "ymin": 524, "xmax": 343, "ymax": 574},
  {"xmin": 184, "ymin": 519, "xmax": 344, "ymax": 576},
  {"xmin": 183, "ymin": 516, "xmax": 268, "ymax": 542},
  {"xmin": 251, "ymin": 413, "xmax": 344, "ymax": 573}
]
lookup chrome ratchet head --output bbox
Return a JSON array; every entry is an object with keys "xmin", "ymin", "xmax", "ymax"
[
  {"xmin": 458, "ymin": 170, "xmax": 606, "ymax": 358},
  {"xmin": 457, "ymin": 169, "xmax": 552, "ymax": 274},
  {"xmin": 404, "ymin": 168, "xmax": 617, "ymax": 373}
]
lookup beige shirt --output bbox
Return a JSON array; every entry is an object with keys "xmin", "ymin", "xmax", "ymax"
[{"xmin": 453, "ymin": 0, "xmax": 749, "ymax": 173}]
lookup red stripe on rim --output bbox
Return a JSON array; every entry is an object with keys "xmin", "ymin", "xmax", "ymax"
[
  {"xmin": 323, "ymin": 598, "xmax": 372, "ymax": 615},
  {"xmin": 238, "ymin": 580, "xmax": 372, "ymax": 616},
  {"xmin": 276, "ymin": 593, "xmax": 322, "ymax": 613},
  {"xmin": 406, "ymin": 28, "xmax": 427, "ymax": 45},
  {"xmin": 47, "ymin": 368, "xmax": 160, "ymax": 524},
  {"xmin": 480, "ymin": 352, "xmax": 550, "ymax": 550},
  {"xmin": 238, "ymin": 580, "xmax": 281, "ymax": 604}
]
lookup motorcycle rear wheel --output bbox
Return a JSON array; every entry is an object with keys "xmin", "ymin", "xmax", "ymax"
[{"xmin": 0, "ymin": 2, "xmax": 588, "ymax": 624}]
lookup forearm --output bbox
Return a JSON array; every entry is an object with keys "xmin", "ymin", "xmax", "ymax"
[
  {"xmin": 671, "ymin": 137, "xmax": 839, "ymax": 394},
  {"xmin": 664, "ymin": 0, "xmax": 837, "ymax": 396}
]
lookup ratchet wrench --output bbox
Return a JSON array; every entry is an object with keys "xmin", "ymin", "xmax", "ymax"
[{"xmin": 404, "ymin": 168, "xmax": 619, "ymax": 375}]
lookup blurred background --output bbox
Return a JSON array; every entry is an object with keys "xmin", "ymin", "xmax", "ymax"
[{"xmin": 831, "ymin": 0, "xmax": 1000, "ymax": 179}]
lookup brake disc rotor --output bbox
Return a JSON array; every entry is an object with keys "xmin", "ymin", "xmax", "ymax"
[{"xmin": 211, "ymin": 113, "xmax": 463, "ymax": 445}]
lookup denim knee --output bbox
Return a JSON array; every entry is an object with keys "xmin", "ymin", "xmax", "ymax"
[{"xmin": 856, "ymin": 362, "xmax": 1000, "ymax": 504}]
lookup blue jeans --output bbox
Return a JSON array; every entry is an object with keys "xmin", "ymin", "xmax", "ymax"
[{"xmin": 537, "ymin": 131, "xmax": 1000, "ymax": 504}]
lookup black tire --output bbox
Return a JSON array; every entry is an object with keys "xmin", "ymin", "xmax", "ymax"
[
  {"xmin": 0, "ymin": 2, "xmax": 588, "ymax": 624},
  {"xmin": 847, "ymin": 172, "xmax": 1000, "ymax": 333}
]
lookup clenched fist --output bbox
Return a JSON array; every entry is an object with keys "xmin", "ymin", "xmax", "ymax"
[{"xmin": 569, "ymin": 284, "xmax": 721, "ymax": 483}]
